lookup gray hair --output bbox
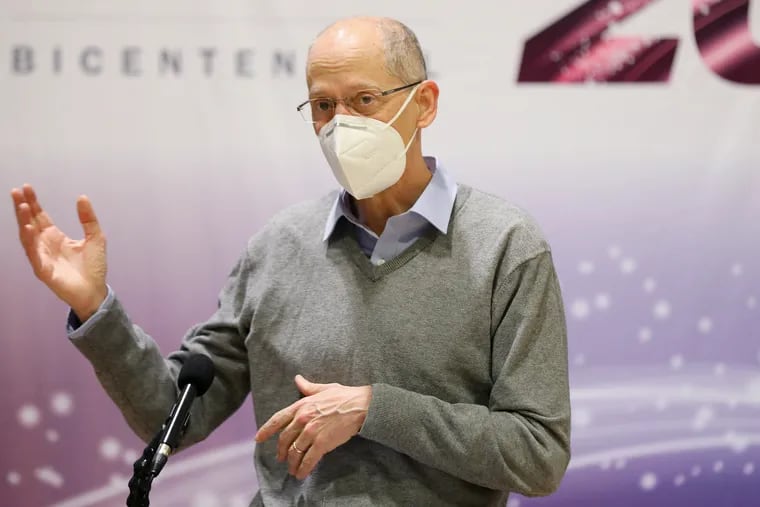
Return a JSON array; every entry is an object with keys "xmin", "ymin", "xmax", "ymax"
[
  {"xmin": 309, "ymin": 17, "xmax": 428, "ymax": 84},
  {"xmin": 377, "ymin": 18, "xmax": 428, "ymax": 83}
]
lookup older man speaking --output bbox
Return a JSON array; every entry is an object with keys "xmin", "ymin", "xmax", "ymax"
[{"xmin": 10, "ymin": 16, "xmax": 570, "ymax": 507}]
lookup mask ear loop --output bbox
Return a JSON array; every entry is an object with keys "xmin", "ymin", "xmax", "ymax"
[
  {"xmin": 401, "ymin": 126, "xmax": 419, "ymax": 154},
  {"xmin": 385, "ymin": 84, "xmax": 422, "ymax": 128},
  {"xmin": 387, "ymin": 84, "xmax": 422, "ymax": 157}
]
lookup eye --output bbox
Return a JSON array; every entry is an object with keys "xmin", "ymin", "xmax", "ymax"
[
  {"xmin": 357, "ymin": 93, "xmax": 376, "ymax": 106},
  {"xmin": 314, "ymin": 99, "xmax": 333, "ymax": 112}
]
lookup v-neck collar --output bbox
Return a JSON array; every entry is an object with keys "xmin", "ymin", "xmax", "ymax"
[{"xmin": 326, "ymin": 186, "xmax": 472, "ymax": 282}]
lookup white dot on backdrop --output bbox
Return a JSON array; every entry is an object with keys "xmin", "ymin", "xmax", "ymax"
[
  {"xmin": 50, "ymin": 392, "xmax": 74, "ymax": 416},
  {"xmin": 697, "ymin": 317, "xmax": 713, "ymax": 334},
  {"xmin": 34, "ymin": 467, "xmax": 64, "ymax": 488},
  {"xmin": 640, "ymin": 472, "xmax": 657, "ymax": 491},
  {"xmin": 45, "ymin": 430, "xmax": 59, "ymax": 443},
  {"xmin": 748, "ymin": 297, "xmax": 757, "ymax": 310},
  {"xmin": 608, "ymin": 245, "xmax": 622, "ymax": 260},
  {"xmin": 654, "ymin": 300, "xmax": 672, "ymax": 319},
  {"xmin": 109, "ymin": 474, "xmax": 127, "ymax": 487},
  {"xmin": 594, "ymin": 293, "xmax": 611, "ymax": 310},
  {"xmin": 229, "ymin": 494, "xmax": 251, "ymax": 507},
  {"xmin": 574, "ymin": 408, "xmax": 592, "ymax": 428},
  {"xmin": 6, "ymin": 471, "xmax": 21, "ymax": 486},
  {"xmin": 574, "ymin": 353, "xmax": 586, "ymax": 366},
  {"xmin": 655, "ymin": 398, "xmax": 669, "ymax": 411},
  {"xmin": 620, "ymin": 258, "xmax": 637, "ymax": 274},
  {"xmin": 670, "ymin": 355, "xmax": 685, "ymax": 371},
  {"xmin": 578, "ymin": 261, "xmax": 595, "ymax": 275},
  {"xmin": 192, "ymin": 491, "xmax": 221, "ymax": 507},
  {"xmin": 692, "ymin": 406, "xmax": 714, "ymax": 430},
  {"xmin": 639, "ymin": 327, "xmax": 653, "ymax": 343},
  {"xmin": 726, "ymin": 432, "xmax": 750, "ymax": 453},
  {"xmin": 714, "ymin": 363, "xmax": 726, "ymax": 376},
  {"xmin": 713, "ymin": 460, "xmax": 724, "ymax": 473},
  {"xmin": 691, "ymin": 465, "xmax": 701, "ymax": 477},
  {"xmin": 643, "ymin": 277, "xmax": 657, "ymax": 293},
  {"xmin": 747, "ymin": 378, "xmax": 760, "ymax": 402},
  {"xmin": 571, "ymin": 299, "xmax": 591, "ymax": 320},
  {"xmin": 731, "ymin": 263, "xmax": 744, "ymax": 277},
  {"xmin": 506, "ymin": 498, "xmax": 521, "ymax": 507},
  {"xmin": 18, "ymin": 404, "xmax": 41, "ymax": 428},
  {"xmin": 123, "ymin": 449, "xmax": 139, "ymax": 465},
  {"xmin": 99, "ymin": 437, "xmax": 122, "ymax": 461},
  {"xmin": 744, "ymin": 462, "xmax": 755, "ymax": 475},
  {"xmin": 674, "ymin": 474, "xmax": 686, "ymax": 486}
]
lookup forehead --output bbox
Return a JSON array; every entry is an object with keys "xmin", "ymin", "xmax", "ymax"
[{"xmin": 306, "ymin": 26, "xmax": 394, "ymax": 95}]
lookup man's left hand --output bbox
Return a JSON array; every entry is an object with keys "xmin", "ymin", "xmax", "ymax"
[{"xmin": 254, "ymin": 375, "xmax": 372, "ymax": 480}]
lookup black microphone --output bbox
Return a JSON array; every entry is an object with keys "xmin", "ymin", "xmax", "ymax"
[{"xmin": 150, "ymin": 354, "xmax": 215, "ymax": 477}]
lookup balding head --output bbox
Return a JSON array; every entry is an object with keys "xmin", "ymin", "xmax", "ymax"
[
  {"xmin": 307, "ymin": 17, "xmax": 427, "ymax": 85},
  {"xmin": 303, "ymin": 16, "xmax": 439, "ymax": 164}
]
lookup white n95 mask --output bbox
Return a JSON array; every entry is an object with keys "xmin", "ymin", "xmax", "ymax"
[{"xmin": 318, "ymin": 85, "xmax": 420, "ymax": 200}]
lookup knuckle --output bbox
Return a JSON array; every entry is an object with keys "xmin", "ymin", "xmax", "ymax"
[
  {"xmin": 311, "ymin": 435, "xmax": 327, "ymax": 453},
  {"xmin": 296, "ymin": 411, "xmax": 312, "ymax": 425},
  {"xmin": 302, "ymin": 423, "xmax": 318, "ymax": 439}
]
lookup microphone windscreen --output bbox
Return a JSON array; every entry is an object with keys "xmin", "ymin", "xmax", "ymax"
[{"xmin": 177, "ymin": 354, "xmax": 216, "ymax": 396}]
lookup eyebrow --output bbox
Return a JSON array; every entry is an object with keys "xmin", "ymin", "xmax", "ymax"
[{"xmin": 309, "ymin": 82, "xmax": 383, "ymax": 97}]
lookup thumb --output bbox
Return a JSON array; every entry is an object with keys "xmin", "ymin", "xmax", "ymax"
[
  {"xmin": 295, "ymin": 375, "xmax": 328, "ymax": 395},
  {"xmin": 77, "ymin": 195, "xmax": 103, "ymax": 239}
]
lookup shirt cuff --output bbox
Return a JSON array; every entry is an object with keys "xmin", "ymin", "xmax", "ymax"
[{"xmin": 67, "ymin": 286, "xmax": 115, "ymax": 339}]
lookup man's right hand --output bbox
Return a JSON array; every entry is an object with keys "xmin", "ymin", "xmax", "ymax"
[{"xmin": 11, "ymin": 184, "xmax": 108, "ymax": 322}]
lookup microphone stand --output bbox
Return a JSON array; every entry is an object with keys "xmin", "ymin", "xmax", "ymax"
[{"xmin": 126, "ymin": 425, "xmax": 164, "ymax": 507}]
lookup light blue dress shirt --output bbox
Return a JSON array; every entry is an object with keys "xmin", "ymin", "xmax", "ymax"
[{"xmin": 322, "ymin": 156, "xmax": 458, "ymax": 266}]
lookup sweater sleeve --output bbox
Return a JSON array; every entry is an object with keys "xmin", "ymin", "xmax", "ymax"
[
  {"xmin": 68, "ymin": 254, "xmax": 252, "ymax": 448},
  {"xmin": 358, "ymin": 251, "xmax": 571, "ymax": 496}
]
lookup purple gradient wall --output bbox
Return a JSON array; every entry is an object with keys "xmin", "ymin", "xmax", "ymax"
[{"xmin": 1, "ymin": 1, "xmax": 759, "ymax": 506}]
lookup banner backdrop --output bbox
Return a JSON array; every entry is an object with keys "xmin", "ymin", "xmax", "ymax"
[{"xmin": 1, "ymin": 1, "xmax": 759, "ymax": 506}]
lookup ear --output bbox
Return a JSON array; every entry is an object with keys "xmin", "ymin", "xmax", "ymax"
[{"xmin": 415, "ymin": 80, "xmax": 440, "ymax": 129}]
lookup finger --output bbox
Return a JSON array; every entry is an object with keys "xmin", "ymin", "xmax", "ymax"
[
  {"xmin": 18, "ymin": 220, "xmax": 43, "ymax": 272},
  {"xmin": 295, "ymin": 375, "xmax": 330, "ymax": 396},
  {"xmin": 16, "ymin": 203, "xmax": 39, "ymax": 241},
  {"xmin": 22, "ymin": 184, "xmax": 53, "ymax": 229},
  {"xmin": 11, "ymin": 189, "xmax": 30, "ymax": 229},
  {"xmin": 295, "ymin": 437, "xmax": 326, "ymax": 480},
  {"xmin": 255, "ymin": 405, "xmax": 297, "ymax": 443},
  {"xmin": 278, "ymin": 405, "xmax": 316, "ymax": 462},
  {"xmin": 76, "ymin": 195, "xmax": 102, "ymax": 238},
  {"xmin": 289, "ymin": 417, "xmax": 323, "ymax": 476},
  {"xmin": 277, "ymin": 420, "xmax": 304, "ymax": 462},
  {"xmin": 287, "ymin": 438, "xmax": 307, "ymax": 475}
]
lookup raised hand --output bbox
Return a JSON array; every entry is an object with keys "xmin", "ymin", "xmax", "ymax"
[{"xmin": 10, "ymin": 184, "xmax": 108, "ymax": 321}]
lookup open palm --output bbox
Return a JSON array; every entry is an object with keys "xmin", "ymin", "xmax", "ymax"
[{"xmin": 11, "ymin": 184, "xmax": 108, "ymax": 321}]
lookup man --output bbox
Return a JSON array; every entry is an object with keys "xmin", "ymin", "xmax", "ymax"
[{"xmin": 10, "ymin": 16, "xmax": 570, "ymax": 507}]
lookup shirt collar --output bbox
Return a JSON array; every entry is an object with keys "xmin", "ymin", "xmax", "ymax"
[{"xmin": 322, "ymin": 156, "xmax": 458, "ymax": 241}]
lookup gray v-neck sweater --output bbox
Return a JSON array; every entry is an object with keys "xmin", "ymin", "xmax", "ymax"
[{"xmin": 72, "ymin": 184, "xmax": 571, "ymax": 507}]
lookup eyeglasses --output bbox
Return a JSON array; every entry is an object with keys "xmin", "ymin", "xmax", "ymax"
[{"xmin": 297, "ymin": 81, "xmax": 422, "ymax": 123}]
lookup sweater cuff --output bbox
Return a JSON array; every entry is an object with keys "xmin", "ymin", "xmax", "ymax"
[
  {"xmin": 358, "ymin": 383, "xmax": 416, "ymax": 447},
  {"xmin": 66, "ymin": 286, "xmax": 115, "ymax": 338}
]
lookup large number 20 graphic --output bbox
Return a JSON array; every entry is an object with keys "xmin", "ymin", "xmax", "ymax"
[{"xmin": 518, "ymin": 0, "xmax": 760, "ymax": 84}]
